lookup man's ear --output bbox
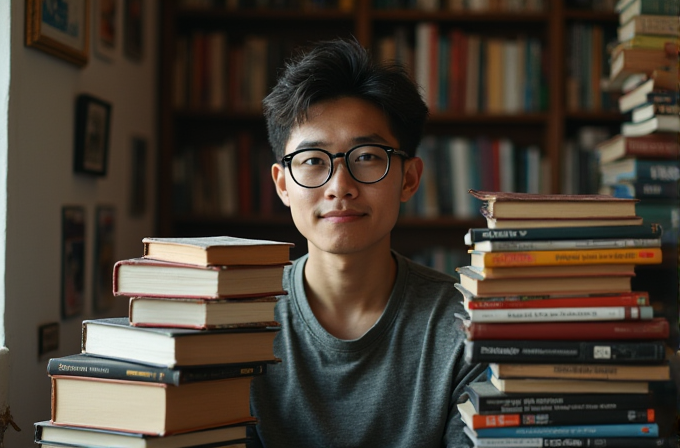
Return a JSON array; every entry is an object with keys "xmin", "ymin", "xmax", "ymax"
[
  {"xmin": 272, "ymin": 163, "xmax": 290, "ymax": 207},
  {"xmin": 400, "ymin": 156, "xmax": 423, "ymax": 202}
]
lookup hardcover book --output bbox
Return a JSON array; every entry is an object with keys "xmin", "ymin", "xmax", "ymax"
[
  {"xmin": 460, "ymin": 264, "xmax": 638, "ymax": 279},
  {"xmin": 472, "ymin": 237, "xmax": 661, "ymax": 252},
  {"xmin": 469, "ymin": 422, "xmax": 659, "ymax": 438},
  {"xmin": 621, "ymin": 115, "xmax": 680, "ymax": 137},
  {"xmin": 488, "ymin": 363, "xmax": 670, "ymax": 381},
  {"xmin": 458, "ymin": 267, "xmax": 632, "ymax": 297},
  {"xmin": 81, "ymin": 317, "xmax": 280, "ymax": 367},
  {"xmin": 462, "ymin": 291, "xmax": 650, "ymax": 311},
  {"xmin": 50, "ymin": 375, "xmax": 254, "ymax": 436},
  {"xmin": 489, "ymin": 376, "xmax": 649, "ymax": 394},
  {"xmin": 595, "ymin": 133, "xmax": 680, "ymax": 164},
  {"xmin": 463, "ymin": 305, "xmax": 653, "ymax": 323},
  {"xmin": 458, "ymin": 399, "xmax": 654, "ymax": 430},
  {"xmin": 461, "ymin": 317, "xmax": 670, "ymax": 341},
  {"xmin": 479, "ymin": 208, "xmax": 644, "ymax": 229},
  {"xmin": 608, "ymin": 48, "xmax": 670, "ymax": 90},
  {"xmin": 468, "ymin": 190, "xmax": 639, "ymax": 219},
  {"xmin": 128, "ymin": 295, "xmax": 278, "ymax": 329},
  {"xmin": 112, "ymin": 258, "xmax": 288, "ymax": 299},
  {"xmin": 142, "ymin": 235, "xmax": 294, "ymax": 267},
  {"xmin": 461, "ymin": 380, "xmax": 659, "ymax": 414},
  {"xmin": 463, "ymin": 339, "xmax": 667, "ymax": 364},
  {"xmin": 469, "ymin": 247, "xmax": 662, "ymax": 268},
  {"xmin": 618, "ymin": 72, "xmax": 678, "ymax": 113},
  {"xmin": 617, "ymin": 14, "xmax": 680, "ymax": 41},
  {"xmin": 599, "ymin": 159, "xmax": 680, "ymax": 185},
  {"xmin": 34, "ymin": 420, "xmax": 252, "ymax": 448},
  {"xmin": 464, "ymin": 224, "xmax": 663, "ymax": 244},
  {"xmin": 47, "ymin": 353, "xmax": 269, "ymax": 385},
  {"xmin": 463, "ymin": 426, "xmax": 671, "ymax": 448}
]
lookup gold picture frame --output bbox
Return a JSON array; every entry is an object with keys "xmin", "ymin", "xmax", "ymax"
[{"xmin": 25, "ymin": 0, "xmax": 90, "ymax": 67}]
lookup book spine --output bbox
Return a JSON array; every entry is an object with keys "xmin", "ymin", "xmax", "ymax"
[
  {"xmin": 466, "ymin": 293, "xmax": 649, "ymax": 309},
  {"xmin": 637, "ymin": 161, "xmax": 680, "ymax": 182},
  {"xmin": 469, "ymin": 408, "xmax": 654, "ymax": 429},
  {"xmin": 464, "ymin": 340, "xmax": 667, "ymax": 364},
  {"xmin": 647, "ymin": 91, "xmax": 679, "ymax": 105},
  {"xmin": 474, "ymin": 423, "xmax": 659, "ymax": 438},
  {"xmin": 465, "ymin": 319, "xmax": 669, "ymax": 341},
  {"xmin": 47, "ymin": 357, "xmax": 182, "ymax": 385},
  {"xmin": 490, "ymin": 363, "xmax": 670, "ymax": 381},
  {"xmin": 467, "ymin": 306, "xmax": 653, "ymax": 323},
  {"xmin": 480, "ymin": 238, "xmax": 661, "ymax": 251},
  {"xmin": 465, "ymin": 224, "xmax": 662, "ymax": 242},
  {"xmin": 477, "ymin": 248, "xmax": 662, "ymax": 267},
  {"xmin": 471, "ymin": 437, "xmax": 672, "ymax": 448},
  {"xmin": 472, "ymin": 391, "xmax": 657, "ymax": 414}
]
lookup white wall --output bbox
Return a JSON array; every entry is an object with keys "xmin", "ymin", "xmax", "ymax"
[{"xmin": 6, "ymin": 1, "xmax": 158, "ymax": 446}]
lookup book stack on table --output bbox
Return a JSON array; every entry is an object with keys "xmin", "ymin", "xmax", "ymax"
[
  {"xmin": 34, "ymin": 236, "xmax": 294, "ymax": 448},
  {"xmin": 455, "ymin": 190, "xmax": 676, "ymax": 448}
]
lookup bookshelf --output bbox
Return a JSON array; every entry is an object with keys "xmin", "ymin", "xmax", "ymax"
[{"xmin": 157, "ymin": 0, "xmax": 623, "ymax": 262}]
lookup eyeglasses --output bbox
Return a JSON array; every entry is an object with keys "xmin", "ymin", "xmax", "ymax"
[{"xmin": 281, "ymin": 144, "xmax": 410, "ymax": 189}]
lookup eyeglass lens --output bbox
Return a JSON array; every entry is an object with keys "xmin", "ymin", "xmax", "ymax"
[{"xmin": 289, "ymin": 146, "xmax": 391, "ymax": 187}]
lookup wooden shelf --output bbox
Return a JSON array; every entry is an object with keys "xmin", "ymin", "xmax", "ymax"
[{"xmin": 370, "ymin": 10, "xmax": 549, "ymax": 22}]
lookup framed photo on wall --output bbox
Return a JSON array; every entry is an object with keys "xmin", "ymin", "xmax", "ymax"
[
  {"xmin": 123, "ymin": 0, "xmax": 142, "ymax": 61},
  {"xmin": 94, "ymin": 0, "xmax": 118, "ymax": 61},
  {"xmin": 93, "ymin": 205, "xmax": 116, "ymax": 312},
  {"xmin": 25, "ymin": 0, "xmax": 90, "ymax": 66},
  {"xmin": 74, "ymin": 94, "xmax": 112, "ymax": 176},
  {"xmin": 61, "ymin": 206, "xmax": 85, "ymax": 319}
]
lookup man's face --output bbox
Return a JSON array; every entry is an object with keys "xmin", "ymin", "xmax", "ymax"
[{"xmin": 271, "ymin": 97, "xmax": 422, "ymax": 256}]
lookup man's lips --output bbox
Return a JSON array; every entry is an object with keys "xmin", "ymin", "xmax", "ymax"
[{"xmin": 320, "ymin": 210, "xmax": 365, "ymax": 219}]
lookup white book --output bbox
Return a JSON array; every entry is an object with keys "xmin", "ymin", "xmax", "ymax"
[
  {"xmin": 473, "ymin": 237, "xmax": 661, "ymax": 252},
  {"xmin": 502, "ymin": 40, "xmax": 520, "ymax": 114},
  {"xmin": 465, "ymin": 306, "xmax": 653, "ymax": 323},
  {"xmin": 415, "ymin": 23, "xmax": 434, "ymax": 109},
  {"xmin": 449, "ymin": 138, "xmax": 474, "ymax": 218},
  {"xmin": 622, "ymin": 115, "xmax": 680, "ymax": 136}
]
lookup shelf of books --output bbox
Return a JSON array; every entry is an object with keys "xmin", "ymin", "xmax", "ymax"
[
  {"xmin": 457, "ymin": 189, "xmax": 678, "ymax": 447},
  {"xmin": 159, "ymin": 0, "xmax": 639, "ymax": 274},
  {"xmin": 34, "ymin": 235, "xmax": 294, "ymax": 447}
]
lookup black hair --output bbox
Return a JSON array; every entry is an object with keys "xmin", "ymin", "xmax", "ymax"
[{"xmin": 263, "ymin": 37, "xmax": 429, "ymax": 160}]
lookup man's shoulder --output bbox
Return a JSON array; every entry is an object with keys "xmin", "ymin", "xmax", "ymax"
[{"xmin": 399, "ymin": 253, "xmax": 459, "ymax": 288}]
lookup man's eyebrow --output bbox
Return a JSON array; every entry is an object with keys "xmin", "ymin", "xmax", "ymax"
[{"xmin": 295, "ymin": 134, "xmax": 390, "ymax": 150}]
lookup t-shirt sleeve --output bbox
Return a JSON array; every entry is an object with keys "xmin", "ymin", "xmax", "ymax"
[{"xmin": 443, "ymin": 342, "xmax": 488, "ymax": 448}]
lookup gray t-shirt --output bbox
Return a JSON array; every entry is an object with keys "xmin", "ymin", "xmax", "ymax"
[{"xmin": 249, "ymin": 252, "xmax": 486, "ymax": 447}]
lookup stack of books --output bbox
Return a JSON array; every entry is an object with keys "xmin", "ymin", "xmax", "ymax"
[
  {"xmin": 34, "ymin": 236, "xmax": 293, "ymax": 448},
  {"xmin": 455, "ymin": 190, "xmax": 675, "ymax": 447}
]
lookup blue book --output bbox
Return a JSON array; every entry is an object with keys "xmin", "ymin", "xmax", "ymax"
[{"xmin": 474, "ymin": 423, "xmax": 659, "ymax": 438}]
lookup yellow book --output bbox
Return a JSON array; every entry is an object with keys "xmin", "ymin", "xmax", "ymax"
[{"xmin": 469, "ymin": 247, "xmax": 662, "ymax": 267}]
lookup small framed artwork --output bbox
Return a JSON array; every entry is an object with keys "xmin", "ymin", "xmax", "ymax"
[
  {"xmin": 61, "ymin": 206, "xmax": 86, "ymax": 319},
  {"xmin": 93, "ymin": 205, "xmax": 116, "ymax": 312},
  {"xmin": 25, "ymin": 0, "xmax": 90, "ymax": 66},
  {"xmin": 74, "ymin": 94, "xmax": 112, "ymax": 176},
  {"xmin": 38, "ymin": 322, "xmax": 60, "ymax": 357},
  {"xmin": 123, "ymin": 0, "xmax": 143, "ymax": 61},
  {"xmin": 129, "ymin": 137, "xmax": 148, "ymax": 216},
  {"xmin": 94, "ymin": 0, "xmax": 118, "ymax": 61}
]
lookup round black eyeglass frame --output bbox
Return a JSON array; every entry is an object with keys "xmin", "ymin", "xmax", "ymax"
[{"xmin": 280, "ymin": 144, "xmax": 411, "ymax": 189}]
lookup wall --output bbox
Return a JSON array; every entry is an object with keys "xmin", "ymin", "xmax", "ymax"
[{"xmin": 5, "ymin": 1, "xmax": 158, "ymax": 446}]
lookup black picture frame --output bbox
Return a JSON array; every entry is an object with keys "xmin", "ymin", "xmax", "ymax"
[{"xmin": 74, "ymin": 94, "xmax": 112, "ymax": 176}]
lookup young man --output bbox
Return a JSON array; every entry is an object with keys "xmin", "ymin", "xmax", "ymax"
[{"xmin": 249, "ymin": 38, "xmax": 485, "ymax": 447}]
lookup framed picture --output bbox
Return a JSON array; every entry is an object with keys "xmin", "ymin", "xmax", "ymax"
[
  {"xmin": 74, "ymin": 94, "xmax": 112, "ymax": 176},
  {"xmin": 129, "ymin": 136, "xmax": 148, "ymax": 216},
  {"xmin": 93, "ymin": 205, "xmax": 116, "ymax": 312},
  {"xmin": 25, "ymin": 0, "xmax": 90, "ymax": 66},
  {"xmin": 123, "ymin": 0, "xmax": 142, "ymax": 61},
  {"xmin": 94, "ymin": 0, "xmax": 118, "ymax": 61},
  {"xmin": 61, "ymin": 206, "xmax": 86, "ymax": 319}
]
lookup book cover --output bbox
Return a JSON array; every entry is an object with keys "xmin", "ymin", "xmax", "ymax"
[
  {"xmin": 619, "ymin": 0, "xmax": 680, "ymax": 25},
  {"xmin": 464, "ymin": 223, "xmax": 663, "ymax": 244},
  {"xmin": 606, "ymin": 181, "xmax": 679, "ymax": 200},
  {"xmin": 142, "ymin": 235, "xmax": 294, "ymax": 267},
  {"xmin": 463, "ymin": 339, "xmax": 667, "ymax": 364},
  {"xmin": 112, "ymin": 257, "xmax": 288, "ymax": 299},
  {"xmin": 595, "ymin": 132, "xmax": 680, "ymax": 164},
  {"xmin": 462, "ymin": 317, "xmax": 670, "ymax": 341},
  {"xmin": 488, "ymin": 362, "xmax": 670, "ymax": 381},
  {"xmin": 622, "ymin": 115, "xmax": 680, "ymax": 137},
  {"xmin": 81, "ymin": 317, "xmax": 280, "ymax": 367},
  {"xmin": 464, "ymin": 305, "xmax": 653, "ymax": 323},
  {"xmin": 463, "ymin": 291, "xmax": 649, "ymax": 310},
  {"xmin": 47, "ymin": 353, "xmax": 269, "ymax": 385},
  {"xmin": 489, "ymin": 376, "xmax": 649, "ymax": 394},
  {"xmin": 472, "ymin": 237, "xmax": 661, "ymax": 252},
  {"xmin": 471, "ymin": 423, "xmax": 659, "ymax": 438},
  {"xmin": 608, "ymin": 48, "xmax": 670, "ymax": 90},
  {"xmin": 463, "ymin": 426, "xmax": 672, "ymax": 448},
  {"xmin": 458, "ymin": 399, "xmax": 654, "ymax": 430},
  {"xmin": 617, "ymin": 14, "xmax": 680, "ymax": 41},
  {"xmin": 479, "ymin": 208, "xmax": 644, "ymax": 229},
  {"xmin": 35, "ymin": 420, "xmax": 253, "ymax": 448},
  {"xmin": 462, "ymin": 380, "xmax": 659, "ymax": 414},
  {"xmin": 600, "ymin": 159, "xmax": 680, "ymax": 184},
  {"xmin": 469, "ymin": 247, "xmax": 662, "ymax": 268}
]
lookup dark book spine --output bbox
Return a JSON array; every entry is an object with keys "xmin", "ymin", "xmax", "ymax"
[
  {"xmin": 647, "ymin": 91, "xmax": 678, "ymax": 105},
  {"xmin": 47, "ymin": 357, "xmax": 266, "ymax": 385},
  {"xmin": 538, "ymin": 437, "xmax": 673, "ymax": 448},
  {"xmin": 464, "ymin": 340, "xmax": 667, "ymax": 364},
  {"xmin": 483, "ymin": 408, "xmax": 655, "ymax": 427},
  {"xmin": 465, "ymin": 224, "xmax": 662, "ymax": 243},
  {"xmin": 636, "ymin": 161, "xmax": 680, "ymax": 182},
  {"xmin": 473, "ymin": 392, "xmax": 657, "ymax": 414}
]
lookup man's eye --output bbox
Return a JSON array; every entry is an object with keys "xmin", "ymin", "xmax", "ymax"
[{"xmin": 301, "ymin": 157, "xmax": 326, "ymax": 166}]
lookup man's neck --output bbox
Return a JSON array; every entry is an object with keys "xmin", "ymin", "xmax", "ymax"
[{"xmin": 303, "ymin": 245, "xmax": 397, "ymax": 340}]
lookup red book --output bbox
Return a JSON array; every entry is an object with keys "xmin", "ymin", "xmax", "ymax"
[
  {"xmin": 596, "ymin": 134, "xmax": 680, "ymax": 164},
  {"xmin": 463, "ymin": 317, "xmax": 669, "ymax": 341}
]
